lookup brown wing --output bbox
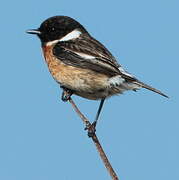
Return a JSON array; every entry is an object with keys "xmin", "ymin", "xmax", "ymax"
[
  {"xmin": 53, "ymin": 33, "xmax": 138, "ymax": 81},
  {"xmin": 53, "ymin": 34, "xmax": 169, "ymax": 98},
  {"xmin": 69, "ymin": 34, "xmax": 121, "ymax": 68}
]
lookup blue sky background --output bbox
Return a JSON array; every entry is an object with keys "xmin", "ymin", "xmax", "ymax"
[{"xmin": 0, "ymin": 0, "xmax": 178, "ymax": 179}]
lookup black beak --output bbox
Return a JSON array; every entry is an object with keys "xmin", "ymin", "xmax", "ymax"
[{"xmin": 26, "ymin": 29, "xmax": 41, "ymax": 35}]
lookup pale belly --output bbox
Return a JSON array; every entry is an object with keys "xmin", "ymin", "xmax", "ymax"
[
  {"xmin": 47, "ymin": 60, "xmax": 140, "ymax": 100},
  {"xmin": 48, "ymin": 59, "xmax": 111, "ymax": 99}
]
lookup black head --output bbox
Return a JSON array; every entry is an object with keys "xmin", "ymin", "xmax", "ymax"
[{"xmin": 27, "ymin": 16, "xmax": 88, "ymax": 44}]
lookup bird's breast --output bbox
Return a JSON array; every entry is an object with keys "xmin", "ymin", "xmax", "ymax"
[{"xmin": 42, "ymin": 45, "xmax": 110, "ymax": 99}]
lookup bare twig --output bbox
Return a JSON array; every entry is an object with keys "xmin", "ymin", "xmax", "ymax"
[{"xmin": 69, "ymin": 98, "xmax": 119, "ymax": 180}]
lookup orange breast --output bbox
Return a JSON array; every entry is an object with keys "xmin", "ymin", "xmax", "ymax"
[{"xmin": 42, "ymin": 44, "xmax": 109, "ymax": 98}]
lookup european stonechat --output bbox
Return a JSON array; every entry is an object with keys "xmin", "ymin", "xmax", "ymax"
[{"xmin": 27, "ymin": 16, "xmax": 168, "ymax": 135}]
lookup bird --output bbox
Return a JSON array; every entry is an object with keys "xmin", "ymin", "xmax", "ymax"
[{"xmin": 27, "ymin": 16, "xmax": 168, "ymax": 136}]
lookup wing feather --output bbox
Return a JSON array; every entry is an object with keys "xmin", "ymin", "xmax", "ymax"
[{"xmin": 53, "ymin": 34, "xmax": 137, "ymax": 80}]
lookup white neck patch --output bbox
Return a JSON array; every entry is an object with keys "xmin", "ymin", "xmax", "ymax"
[
  {"xmin": 46, "ymin": 29, "xmax": 82, "ymax": 46},
  {"xmin": 60, "ymin": 29, "xmax": 82, "ymax": 41},
  {"xmin": 46, "ymin": 39, "xmax": 60, "ymax": 46}
]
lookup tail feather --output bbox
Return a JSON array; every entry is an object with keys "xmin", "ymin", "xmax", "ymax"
[{"xmin": 134, "ymin": 81, "xmax": 169, "ymax": 98}]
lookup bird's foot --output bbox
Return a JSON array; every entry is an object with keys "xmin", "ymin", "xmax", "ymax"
[
  {"xmin": 61, "ymin": 88, "xmax": 73, "ymax": 102},
  {"xmin": 85, "ymin": 121, "xmax": 97, "ymax": 138}
]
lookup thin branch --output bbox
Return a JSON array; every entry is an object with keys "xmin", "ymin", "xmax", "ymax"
[{"xmin": 69, "ymin": 98, "xmax": 119, "ymax": 180}]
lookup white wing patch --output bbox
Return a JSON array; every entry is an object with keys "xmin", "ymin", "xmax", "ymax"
[
  {"xmin": 75, "ymin": 52, "xmax": 96, "ymax": 59},
  {"xmin": 60, "ymin": 29, "xmax": 82, "ymax": 41},
  {"xmin": 118, "ymin": 67, "xmax": 134, "ymax": 77}
]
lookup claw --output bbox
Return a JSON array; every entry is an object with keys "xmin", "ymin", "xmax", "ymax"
[
  {"xmin": 85, "ymin": 122, "xmax": 97, "ymax": 138},
  {"xmin": 61, "ymin": 88, "xmax": 73, "ymax": 102}
]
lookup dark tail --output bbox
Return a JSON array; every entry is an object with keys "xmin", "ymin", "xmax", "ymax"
[{"xmin": 134, "ymin": 80, "xmax": 169, "ymax": 98}]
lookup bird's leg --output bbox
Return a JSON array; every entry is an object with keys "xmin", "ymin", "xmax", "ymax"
[
  {"xmin": 85, "ymin": 99, "xmax": 105, "ymax": 137},
  {"xmin": 94, "ymin": 98, "xmax": 105, "ymax": 125},
  {"xmin": 61, "ymin": 87, "xmax": 73, "ymax": 102}
]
